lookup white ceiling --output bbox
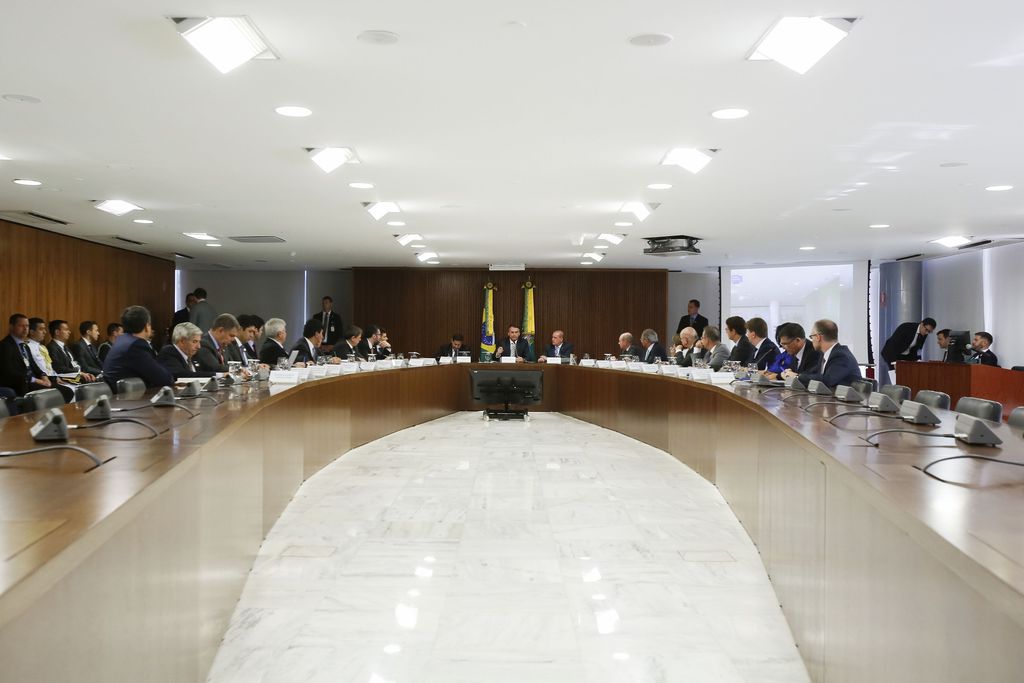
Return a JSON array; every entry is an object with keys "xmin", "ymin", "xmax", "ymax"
[{"xmin": 2, "ymin": 1, "xmax": 1023, "ymax": 271}]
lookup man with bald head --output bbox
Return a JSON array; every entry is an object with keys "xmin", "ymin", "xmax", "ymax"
[
  {"xmin": 618, "ymin": 332, "xmax": 642, "ymax": 359},
  {"xmin": 538, "ymin": 330, "xmax": 574, "ymax": 363},
  {"xmin": 675, "ymin": 327, "xmax": 699, "ymax": 366}
]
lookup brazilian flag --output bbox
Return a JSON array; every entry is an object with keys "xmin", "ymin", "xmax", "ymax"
[
  {"xmin": 522, "ymin": 280, "xmax": 536, "ymax": 358},
  {"xmin": 479, "ymin": 282, "xmax": 497, "ymax": 361}
]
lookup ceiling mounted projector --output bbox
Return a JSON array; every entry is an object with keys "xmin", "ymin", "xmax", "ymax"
[{"xmin": 642, "ymin": 235, "xmax": 702, "ymax": 257}]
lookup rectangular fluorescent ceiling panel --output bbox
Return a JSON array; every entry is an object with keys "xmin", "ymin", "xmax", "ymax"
[
  {"xmin": 488, "ymin": 263, "xmax": 526, "ymax": 271},
  {"xmin": 597, "ymin": 233, "xmax": 624, "ymax": 245},
  {"xmin": 176, "ymin": 17, "xmax": 273, "ymax": 74},
  {"xmin": 750, "ymin": 17, "xmax": 850, "ymax": 75},
  {"xmin": 396, "ymin": 233, "xmax": 423, "ymax": 246},
  {"xmin": 416, "ymin": 251, "xmax": 438, "ymax": 262},
  {"xmin": 95, "ymin": 199, "xmax": 143, "ymax": 216},
  {"xmin": 931, "ymin": 235, "xmax": 972, "ymax": 248},
  {"xmin": 583, "ymin": 252, "xmax": 605, "ymax": 262},
  {"xmin": 661, "ymin": 148, "xmax": 714, "ymax": 174},
  {"xmin": 183, "ymin": 232, "xmax": 218, "ymax": 241},
  {"xmin": 309, "ymin": 147, "xmax": 357, "ymax": 173},
  {"xmin": 228, "ymin": 235, "xmax": 286, "ymax": 243},
  {"xmin": 620, "ymin": 202, "xmax": 653, "ymax": 222},
  {"xmin": 367, "ymin": 202, "xmax": 400, "ymax": 220}
]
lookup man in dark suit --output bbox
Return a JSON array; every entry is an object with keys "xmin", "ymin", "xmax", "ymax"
[
  {"xmin": 693, "ymin": 325, "xmax": 729, "ymax": 370},
  {"xmin": 538, "ymin": 330, "xmax": 574, "ymax": 363},
  {"xmin": 725, "ymin": 316, "xmax": 754, "ymax": 365},
  {"xmin": 746, "ymin": 317, "xmax": 779, "ymax": 371},
  {"xmin": 311, "ymin": 296, "xmax": 343, "ymax": 354},
  {"xmin": 47, "ymin": 319, "xmax": 98, "ymax": 382},
  {"xmin": 98, "ymin": 322, "xmax": 122, "ymax": 362},
  {"xmin": 24, "ymin": 318, "xmax": 75, "ymax": 401},
  {"xmin": 74, "ymin": 320, "xmax": 104, "ymax": 376},
  {"xmin": 170, "ymin": 292, "xmax": 197, "ymax": 337},
  {"xmin": 102, "ymin": 306, "xmax": 175, "ymax": 390},
  {"xmin": 676, "ymin": 299, "xmax": 709, "ymax": 338},
  {"xmin": 494, "ymin": 325, "xmax": 533, "ymax": 362},
  {"xmin": 617, "ymin": 332, "xmax": 643, "ymax": 359},
  {"xmin": 972, "ymin": 331, "xmax": 999, "ymax": 366},
  {"xmin": 764, "ymin": 322, "xmax": 821, "ymax": 379},
  {"xmin": 158, "ymin": 322, "xmax": 215, "ymax": 379},
  {"xmin": 0, "ymin": 313, "xmax": 55, "ymax": 396},
  {"xmin": 436, "ymin": 333, "xmax": 468, "ymax": 361},
  {"xmin": 259, "ymin": 318, "xmax": 296, "ymax": 366},
  {"xmin": 189, "ymin": 288, "xmax": 217, "ymax": 333},
  {"xmin": 357, "ymin": 324, "xmax": 391, "ymax": 360},
  {"xmin": 936, "ymin": 329, "xmax": 951, "ymax": 362},
  {"xmin": 334, "ymin": 325, "xmax": 365, "ymax": 361},
  {"xmin": 674, "ymin": 327, "xmax": 699, "ymax": 366},
  {"xmin": 639, "ymin": 328, "xmax": 668, "ymax": 364},
  {"xmin": 881, "ymin": 317, "xmax": 935, "ymax": 367},
  {"xmin": 195, "ymin": 314, "xmax": 240, "ymax": 373},
  {"xmin": 291, "ymin": 319, "xmax": 341, "ymax": 365},
  {"xmin": 789, "ymin": 319, "xmax": 861, "ymax": 389}
]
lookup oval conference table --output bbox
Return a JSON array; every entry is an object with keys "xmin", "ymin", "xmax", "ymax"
[{"xmin": 1, "ymin": 363, "xmax": 1023, "ymax": 682}]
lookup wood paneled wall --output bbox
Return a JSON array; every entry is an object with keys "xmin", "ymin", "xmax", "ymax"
[
  {"xmin": 0, "ymin": 219, "xmax": 174, "ymax": 343},
  {"xmin": 353, "ymin": 268, "xmax": 668, "ymax": 359}
]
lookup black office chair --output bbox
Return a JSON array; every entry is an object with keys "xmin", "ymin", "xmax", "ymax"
[
  {"xmin": 23, "ymin": 388, "xmax": 65, "ymax": 412},
  {"xmin": 116, "ymin": 377, "xmax": 146, "ymax": 398},
  {"xmin": 1012, "ymin": 366, "xmax": 1024, "ymax": 372},
  {"xmin": 914, "ymin": 389, "xmax": 951, "ymax": 411},
  {"xmin": 881, "ymin": 384, "xmax": 911, "ymax": 405},
  {"xmin": 954, "ymin": 396, "xmax": 1003, "ymax": 422},
  {"xmin": 76, "ymin": 382, "xmax": 113, "ymax": 402},
  {"xmin": 1008, "ymin": 406, "xmax": 1024, "ymax": 432},
  {"xmin": 852, "ymin": 378, "xmax": 877, "ymax": 396}
]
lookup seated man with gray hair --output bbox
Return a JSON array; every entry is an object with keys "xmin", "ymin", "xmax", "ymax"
[
  {"xmin": 675, "ymin": 326, "xmax": 699, "ymax": 366},
  {"xmin": 617, "ymin": 332, "xmax": 642, "ymax": 359},
  {"xmin": 639, "ymin": 328, "xmax": 668, "ymax": 364},
  {"xmin": 694, "ymin": 325, "xmax": 729, "ymax": 371},
  {"xmin": 158, "ymin": 322, "xmax": 216, "ymax": 379}
]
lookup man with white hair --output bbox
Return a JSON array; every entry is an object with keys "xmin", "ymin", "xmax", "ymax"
[
  {"xmin": 639, "ymin": 328, "xmax": 668, "ymax": 364},
  {"xmin": 617, "ymin": 332, "xmax": 642, "ymax": 359},
  {"xmin": 259, "ymin": 318, "xmax": 306, "ymax": 367},
  {"xmin": 674, "ymin": 327, "xmax": 699, "ymax": 366},
  {"xmin": 158, "ymin": 322, "xmax": 215, "ymax": 379}
]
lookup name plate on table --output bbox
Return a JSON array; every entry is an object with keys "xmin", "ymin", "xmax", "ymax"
[
  {"xmin": 689, "ymin": 369, "xmax": 713, "ymax": 382},
  {"xmin": 546, "ymin": 356, "xmax": 568, "ymax": 364},
  {"xmin": 359, "ymin": 361, "xmax": 378, "ymax": 372},
  {"xmin": 610, "ymin": 360, "xmax": 628, "ymax": 370},
  {"xmin": 625, "ymin": 362, "xmax": 644, "ymax": 372},
  {"xmin": 500, "ymin": 356, "xmax": 518, "ymax": 364},
  {"xmin": 660, "ymin": 365, "xmax": 679, "ymax": 377},
  {"xmin": 596, "ymin": 360, "xmax": 612, "ymax": 369},
  {"xmin": 341, "ymin": 363, "xmax": 360, "ymax": 374},
  {"xmin": 308, "ymin": 366, "xmax": 328, "ymax": 378},
  {"xmin": 640, "ymin": 364, "xmax": 660, "ymax": 374},
  {"xmin": 710, "ymin": 372, "xmax": 735, "ymax": 384},
  {"xmin": 408, "ymin": 358, "xmax": 426, "ymax": 367},
  {"xmin": 269, "ymin": 370, "xmax": 299, "ymax": 384},
  {"xmin": 456, "ymin": 355, "xmax": 472, "ymax": 364},
  {"xmin": 324, "ymin": 364, "xmax": 343, "ymax": 376},
  {"xmin": 439, "ymin": 356, "xmax": 453, "ymax": 365},
  {"xmin": 579, "ymin": 359, "xmax": 596, "ymax": 367},
  {"xmin": 390, "ymin": 359, "xmax": 406, "ymax": 368}
]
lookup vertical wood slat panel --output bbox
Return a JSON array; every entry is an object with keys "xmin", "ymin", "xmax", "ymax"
[
  {"xmin": 0, "ymin": 219, "xmax": 174, "ymax": 345},
  {"xmin": 353, "ymin": 267, "xmax": 668, "ymax": 360}
]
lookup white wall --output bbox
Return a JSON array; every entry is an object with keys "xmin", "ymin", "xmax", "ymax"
[
  {"xmin": 921, "ymin": 251, "xmax": 985, "ymax": 362},
  {"xmin": 667, "ymin": 271, "xmax": 720, "ymax": 342},
  {"xmin": 985, "ymin": 242, "xmax": 1024, "ymax": 369},
  {"xmin": 177, "ymin": 269, "xmax": 353, "ymax": 347}
]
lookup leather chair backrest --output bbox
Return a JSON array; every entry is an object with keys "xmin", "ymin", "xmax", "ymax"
[
  {"xmin": 852, "ymin": 378, "xmax": 877, "ymax": 396},
  {"xmin": 1008, "ymin": 406, "xmax": 1024, "ymax": 432},
  {"xmin": 914, "ymin": 389, "xmax": 951, "ymax": 411},
  {"xmin": 24, "ymin": 388, "xmax": 64, "ymax": 412},
  {"xmin": 880, "ymin": 384, "xmax": 911, "ymax": 405},
  {"xmin": 954, "ymin": 396, "xmax": 1003, "ymax": 422},
  {"xmin": 116, "ymin": 377, "xmax": 146, "ymax": 398},
  {"xmin": 76, "ymin": 382, "xmax": 113, "ymax": 402}
]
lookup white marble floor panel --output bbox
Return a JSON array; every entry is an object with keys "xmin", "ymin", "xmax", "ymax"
[{"xmin": 207, "ymin": 412, "xmax": 810, "ymax": 683}]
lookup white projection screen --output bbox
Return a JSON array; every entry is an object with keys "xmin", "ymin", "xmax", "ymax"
[{"xmin": 720, "ymin": 262, "xmax": 871, "ymax": 363}]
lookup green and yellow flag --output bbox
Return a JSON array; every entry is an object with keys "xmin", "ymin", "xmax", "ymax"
[
  {"xmin": 522, "ymin": 279, "xmax": 536, "ymax": 358},
  {"xmin": 479, "ymin": 282, "xmax": 497, "ymax": 361}
]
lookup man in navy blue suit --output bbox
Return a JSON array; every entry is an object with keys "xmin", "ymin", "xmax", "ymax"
[
  {"xmin": 538, "ymin": 330, "xmax": 574, "ymax": 363},
  {"xmin": 787, "ymin": 319, "xmax": 861, "ymax": 389},
  {"xmin": 102, "ymin": 305, "xmax": 174, "ymax": 391},
  {"xmin": 494, "ymin": 325, "xmax": 534, "ymax": 362}
]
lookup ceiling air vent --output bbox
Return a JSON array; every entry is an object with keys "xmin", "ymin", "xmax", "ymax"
[
  {"xmin": 112, "ymin": 236, "xmax": 145, "ymax": 246},
  {"xmin": 0, "ymin": 210, "xmax": 71, "ymax": 227},
  {"xmin": 895, "ymin": 253, "xmax": 923, "ymax": 261},
  {"xmin": 958, "ymin": 239, "xmax": 992, "ymax": 250},
  {"xmin": 228, "ymin": 236, "xmax": 286, "ymax": 244}
]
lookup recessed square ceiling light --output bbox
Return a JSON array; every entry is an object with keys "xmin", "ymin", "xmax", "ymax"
[
  {"xmin": 133, "ymin": 219, "xmax": 154, "ymax": 224},
  {"xmin": 594, "ymin": 244, "xmax": 610, "ymax": 250},
  {"xmin": 275, "ymin": 105, "xmax": 311, "ymax": 117},
  {"xmin": 598, "ymin": 233, "xmax": 624, "ymax": 245},
  {"xmin": 349, "ymin": 182, "xmax": 374, "ymax": 189},
  {"xmin": 387, "ymin": 221, "xmax": 406, "ymax": 227},
  {"xmin": 13, "ymin": 178, "xmax": 41, "ymax": 186},
  {"xmin": 417, "ymin": 251, "xmax": 438, "ymax": 262},
  {"xmin": 750, "ymin": 17, "xmax": 850, "ymax": 75},
  {"xmin": 395, "ymin": 233, "xmax": 423, "ymax": 246},
  {"xmin": 869, "ymin": 224, "xmax": 890, "ymax": 229},
  {"xmin": 367, "ymin": 202, "xmax": 400, "ymax": 220},
  {"xmin": 309, "ymin": 147, "xmax": 357, "ymax": 173},
  {"xmin": 183, "ymin": 232, "xmax": 218, "ymax": 241},
  {"xmin": 175, "ymin": 17, "xmax": 274, "ymax": 74},
  {"xmin": 661, "ymin": 148, "xmax": 714, "ymax": 174},
  {"xmin": 426, "ymin": 260, "xmax": 440, "ymax": 265},
  {"xmin": 647, "ymin": 183, "xmax": 672, "ymax": 190},
  {"xmin": 206, "ymin": 243, "xmax": 222, "ymax": 247},
  {"xmin": 711, "ymin": 108, "xmax": 749, "ymax": 120},
  {"xmin": 95, "ymin": 199, "xmax": 143, "ymax": 216},
  {"xmin": 799, "ymin": 246, "xmax": 816, "ymax": 251},
  {"xmin": 931, "ymin": 236, "xmax": 971, "ymax": 248},
  {"xmin": 411, "ymin": 244, "xmax": 427, "ymax": 249},
  {"xmin": 0, "ymin": 153, "xmax": 11, "ymax": 160},
  {"xmin": 620, "ymin": 202, "xmax": 653, "ymax": 222},
  {"xmin": 580, "ymin": 261, "xmax": 594, "ymax": 265},
  {"xmin": 583, "ymin": 252, "xmax": 605, "ymax": 262},
  {"xmin": 985, "ymin": 185, "xmax": 1013, "ymax": 192},
  {"xmin": 613, "ymin": 222, "xmax": 633, "ymax": 228}
]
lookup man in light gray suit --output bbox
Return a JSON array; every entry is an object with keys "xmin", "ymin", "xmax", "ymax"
[
  {"xmin": 188, "ymin": 287, "xmax": 217, "ymax": 333},
  {"xmin": 695, "ymin": 325, "xmax": 729, "ymax": 371}
]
